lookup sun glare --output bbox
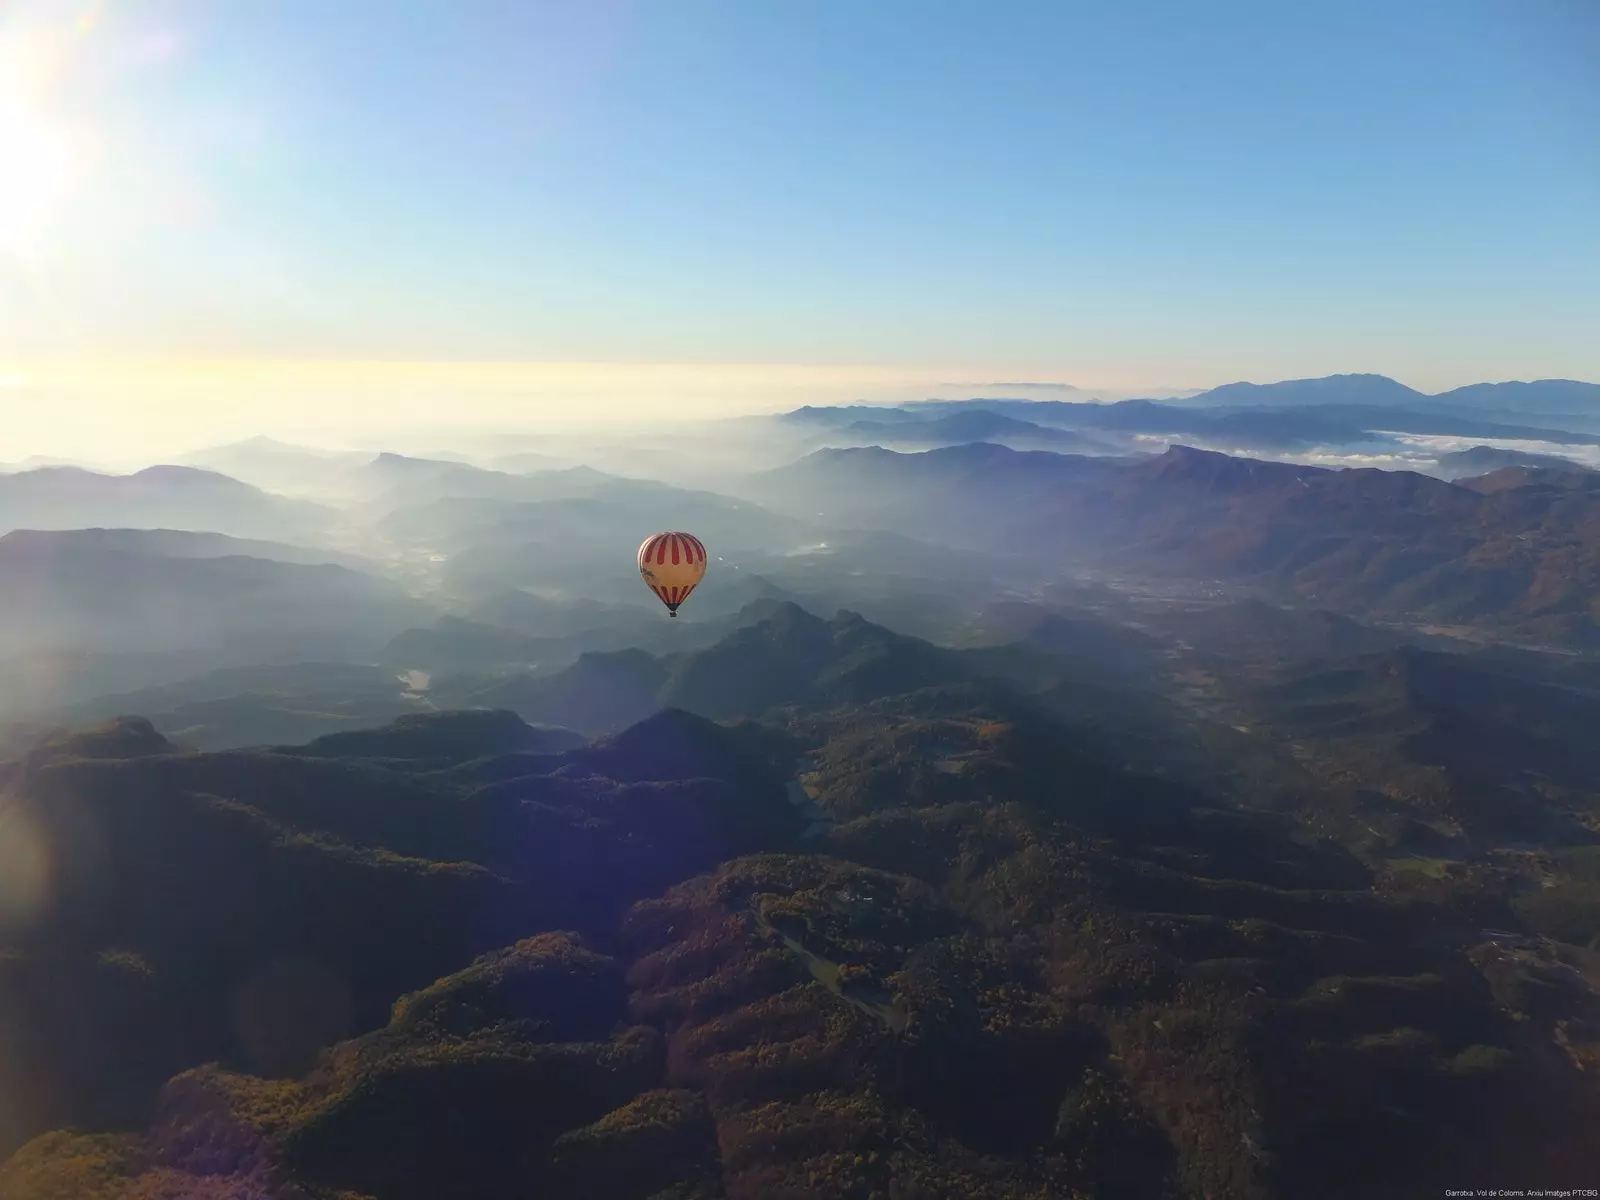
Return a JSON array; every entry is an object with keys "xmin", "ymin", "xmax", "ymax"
[{"xmin": 0, "ymin": 99, "xmax": 75, "ymax": 253}]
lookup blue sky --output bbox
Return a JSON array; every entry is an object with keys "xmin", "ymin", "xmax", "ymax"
[{"xmin": 1, "ymin": 0, "xmax": 1597, "ymax": 399}]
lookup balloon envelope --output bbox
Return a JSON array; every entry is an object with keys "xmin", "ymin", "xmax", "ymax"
[{"xmin": 638, "ymin": 532, "xmax": 708, "ymax": 616}]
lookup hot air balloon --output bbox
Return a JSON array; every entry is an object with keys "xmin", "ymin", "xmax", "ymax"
[{"xmin": 638, "ymin": 531, "xmax": 707, "ymax": 617}]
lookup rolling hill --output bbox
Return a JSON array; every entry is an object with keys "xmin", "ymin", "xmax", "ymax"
[
  {"xmin": 0, "ymin": 706, "xmax": 801, "ymax": 1164},
  {"xmin": 840, "ymin": 411, "xmax": 1117, "ymax": 453},
  {"xmin": 0, "ymin": 465, "xmax": 332, "ymax": 541},
  {"xmin": 1434, "ymin": 445, "xmax": 1593, "ymax": 480},
  {"xmin": 743, "ymin": 442, "xmax": 1115, "ymax": 545},
  {"xmin": 443, "ymin": 601, "xmax": 984, "ymax": 735},
  {"xmin": 178, "ymin": 436, "xmax": 373, "ymax": 497},
  {"xmin": 0, "ymin": 526, "xmax": 377, "ymax": 571},
  {"xmin": 20, "ymin": 661, "xmax": 427, "ymax": 752},
  {"xmin": 0, "ymin": 530, "xmax": 432, "ymax": 659}
]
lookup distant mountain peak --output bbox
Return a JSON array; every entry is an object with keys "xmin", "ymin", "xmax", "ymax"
[
  {"xmin": 758, "ymin": 598, "xmax": 826, "ymax": 625},
  {"xmin": 229, "ymin": 435, "xmax": 309, "ymax": 451},
  {"xmin": 733, "ymin": 595, "xmax": 808, "ymax": 627},
  {"xmin": 1233, "ymin": 371, "xmax": 1403, "ymax": 387},
  {"xmin": 1182, "ymin": 373, "xmax": 1426, "ymax": 409},
  {"xmin": 575, "ymin": 646, "xmax": 661, "ymax": 669}
]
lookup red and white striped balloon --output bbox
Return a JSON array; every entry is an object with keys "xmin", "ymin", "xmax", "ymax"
[{"xmin": 637, "ymin": 531, "xmax": 708, "ymax": 617}]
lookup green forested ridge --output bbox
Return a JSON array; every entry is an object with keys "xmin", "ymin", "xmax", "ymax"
[{"xmin": 4, "ymin": 602, "xmax": 1600, "ymax": 1199}]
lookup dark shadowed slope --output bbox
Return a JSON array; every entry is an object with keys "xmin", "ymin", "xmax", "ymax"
[
  {"xmin": 0, "ymin": 706, "xmax": 801, "ymax": 1162},
  {"xmin": 660, "ymin": 602, "xmax": 972, "ymax": 719},
  {"xmin": 448, "ymin": 647, "xmax": 673, "ymax": 736},
  {"xmin": 8, "ymin": 623, "xmax": 1600, "ymax": 1198},
  {"xmin": 1237, "ymin": 645, "xmax": 1600, "ymax": 844}
]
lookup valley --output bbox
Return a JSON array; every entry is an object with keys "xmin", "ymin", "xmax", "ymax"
[{"xmin": 4, "ymin": 397, "xmax": 1600, "ymax": 1198}]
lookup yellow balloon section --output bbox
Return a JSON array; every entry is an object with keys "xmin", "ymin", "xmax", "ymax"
[{"xmin": 637, "ymin": 532, "xmax": 708, "ymax": 616}]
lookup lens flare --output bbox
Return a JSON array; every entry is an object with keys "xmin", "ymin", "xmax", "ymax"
[{"xmin": 0, "ymin": 808, "xmax": 52, "ymax": 930}]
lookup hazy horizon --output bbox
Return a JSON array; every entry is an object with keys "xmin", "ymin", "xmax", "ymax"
[
  {"xmin": 6, "ymin": 360, "xmax": 1600, "ymax": 467},
  {"xmin": 3, "ymin": 0, "xmax": 1597, "ymax": 464}
]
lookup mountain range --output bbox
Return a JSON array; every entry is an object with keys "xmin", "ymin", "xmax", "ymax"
[
  {"xmin": 7, "ymin": 587, "xmax": 1600, "ymax": 1197},
  {"xmin": 893, "ymin": 373, "xmax": 1600, "ymax": 416},
  {"xmin": 0, "ymin": 465, "xmax": 333, "ymax": 541},
  {"xmin": 0, "ymin": 526, "xmax": 375, "ymax": 571},
  {"xmin": 439, "ymin": 600, "xmax": 998, "ymax": 735},
  {"xmin": 8, "ymin": 374, "xmax": 1600, "ymax": 1198},
  {"xmin": 1178, "ymin": 373, "xmax": 1600, "ymax": 415},
  {"xmin": 837, "ymin": 411, "xmax": 1119, "ymax": 454},
  {"xmin": 745, "ymin": 441, "xmax": 1600, "ymax": 648},
  {"xmin": 0, "ymin": 528, "xmax": 429, "ymax": 659},
  {"xmin": 785, "ymin": 391, "xmax": 1600, "ymax": 457}
]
